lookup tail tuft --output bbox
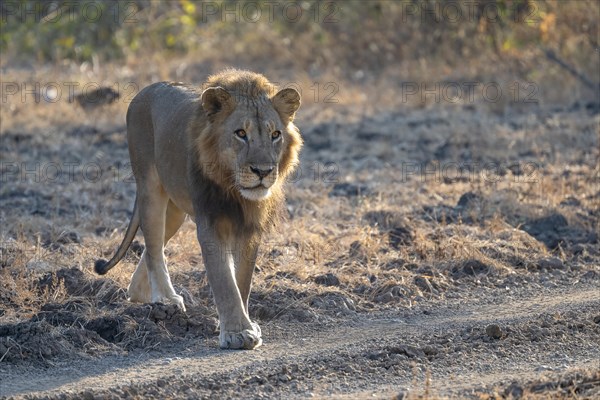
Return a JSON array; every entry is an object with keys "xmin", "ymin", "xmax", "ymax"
[{"xmin": 94, "ymin": 259, "xmax": 109, "ymax": 275}]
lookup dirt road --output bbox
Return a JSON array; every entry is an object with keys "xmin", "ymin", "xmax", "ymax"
[{"xmin": 2, "ymin": 282, "xmax": 599, "ymax": 399}]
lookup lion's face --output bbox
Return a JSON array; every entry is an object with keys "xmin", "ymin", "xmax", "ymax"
[{"xmin": 201, "ymin": 87, "xmax": 301, "ymax": 201}]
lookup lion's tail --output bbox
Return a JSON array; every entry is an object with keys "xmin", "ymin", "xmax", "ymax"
[{"xmin": 94, "ymin": 196, "xmax": 140, "ymax": 275}]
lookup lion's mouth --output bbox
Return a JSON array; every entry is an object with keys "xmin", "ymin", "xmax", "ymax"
[
  {"xmin": 239, "ymin": 185, "xmax": 272, "ymax": 201},
  {"xmin": 241, "ymin": 183, "xmax": 264, "ymax": 190}
]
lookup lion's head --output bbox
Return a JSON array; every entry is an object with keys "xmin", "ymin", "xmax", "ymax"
[{"xmin": 193, "ymin": 70, "xmax": 302, "ymax": 202}]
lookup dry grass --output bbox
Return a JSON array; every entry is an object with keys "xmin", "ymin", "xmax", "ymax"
[
  {"xmin": 0, "ymin": 4, "xmax": 598, "ymax": 399},
  {"xmin": 2, "ymin": 88, "xmax": 598, "ymax": 309}
]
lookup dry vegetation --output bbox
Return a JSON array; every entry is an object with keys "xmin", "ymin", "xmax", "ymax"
[{"xmin": 1, "ymin": 0, "xmax": 599, "ymax": 399}]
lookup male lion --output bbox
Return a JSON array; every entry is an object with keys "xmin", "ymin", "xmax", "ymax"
[{"xmin": 94, "ymin": 69, "xmax": 302, "ymax": 350}]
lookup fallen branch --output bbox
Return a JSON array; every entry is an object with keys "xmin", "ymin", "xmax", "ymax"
[{"xmin": 544, "ymin": 49, "xmax": 600, "ymax": 92}]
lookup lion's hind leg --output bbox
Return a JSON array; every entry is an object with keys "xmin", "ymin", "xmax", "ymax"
[
  {"xmin": 127, "ymin": 254, "xmax": 151, "ymax": 303},
  {"xmin": 128, "ymin": 201, "xmax": 185, "ymax": 304},
  {"xmin": 132, "ymin": 176, "xmax": 186, "ymax": 311}
]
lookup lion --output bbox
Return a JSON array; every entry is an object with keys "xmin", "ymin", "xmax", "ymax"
[{"xmin": 94, "ymin": 69, "xmax": 302, "ymax": 350}]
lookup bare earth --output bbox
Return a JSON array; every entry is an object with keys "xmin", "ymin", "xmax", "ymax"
[
  {"xmin": 2, "ymin": 283, "xmax": 600, "ymax": 399},
  {"xmin": 1, "ymin": 102, "xmax": 599, "ymax": 399}
]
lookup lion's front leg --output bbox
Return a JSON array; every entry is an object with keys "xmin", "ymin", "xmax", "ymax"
[
  {"xmin": 234, "ymin": 235, "xmax": 262, "ymax": 345},
  {"xmin": 196, "ymin": 221, "xmax": 261, "ymax": 350},
  {"xmin": 233, "ymin": 236, "xmax": 260, "ymax": 314}
]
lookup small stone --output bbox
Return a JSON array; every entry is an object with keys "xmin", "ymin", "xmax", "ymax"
[
  {"xmin": 82, "ymin": 390, "xmax": 95, "ymax": 400},
  {"xmin": 570, "ymin": 244, "xmax": 585, "ymax": 255},
  {"xmin": 461, "ymin": 259, "xmax": 489, "ymax": 275},
  {"xmin": 263, "ymin": 383, "xmax": 275, "ymax": 392},
  {"xmin": 375, "ymin": 292, "xmax": 395, "ymax": 303},
  {"xmin": 581, "ymin": 270, "xmax": 597, "ymax": 280},
  {"xmin": 367, "ymin": 351, "xmax": 386, "ymax": 360},
  {"xmin": 245, "ymin": 375, "xmax": 267, "ymax": 385},
  {"xmin": 486, "ymin": 324, "xmax": 503, "ymax": 339},
  {"xmin": 151, "ymin": 306, "xmax": 167, "ymax": 320},
  {"xmin": 314, "ymin": 273, "xmax": 340, "ymax": 287},
  {"xmin": 389, "ymin": 344, "xmax": 424, "ymax": 358},
  {"xmin": 536, "ymin": 257, "xmax": 564, "ymax": 270},
  {"xmin": 457, "ymin": 191, "xmax": 482, "ymax": 208},
  {"xmin": 394, "ymin": 391, "xmax": 409, "ymax": 400},
  {"xmin": 504, "ymin": 382, "xmax": 523, "ymax": 399},
  {"xmin": 422, "ymin": 345, "xmax": 438, "ymax": 356}
]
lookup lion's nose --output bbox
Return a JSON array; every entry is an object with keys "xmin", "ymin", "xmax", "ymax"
[{"xmin": 250, "ymin": 166, "xmax": 274, "ymax": 179}]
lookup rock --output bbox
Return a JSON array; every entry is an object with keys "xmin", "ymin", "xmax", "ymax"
[
  {"xmin": 486, "ymin": 324, "xmax": 503, "ymax": 339},
  {"xmin": 536, "ymin": 257, "xmax": 565, "ymax": 270},
  {"xmin": 367, "ymin": 350, "xmax": 387, "ymax": 360},
  {"xmin": 504, "ymin": 382, "xmax": 524, "ymax": 399},
  {"xmin": 363, "ymin": 210, "xmax": 402, "ymax": 229},
  {"xmin": 245, "ymin": 375, "xmax": 267, "ymax": 385},
  {"xmin": 422, "ymin": 345, "xmax": 439, "ymax": 355},
  {"xmin": 310, "ymin": 292, "xmax": 355, "ymax": 312},
  {"xmin": 389, "ymin": 344, "xmax": 425, "ymax": 358},
  {"xmin": 375, "ymin": 292, "xmax": 395, "ymax": 303},
  {"xmin": 453, "ymin": 259, "xmax": 490, "ymax": 277},
  {"xmin": 81, "ymin": 390, "xmax": 96, "ymax": 400},
  {"xmin": 314, "ymin": 273, "xmax": 340, "ymax": 287},
  {"xmin": 156, "ymin": 379, "xmax": 167, "ymax": 388},
  {"xmin": 581, "ymin": 270, "xmax": 598, "ymax": 281},
  {"xmin": 393, "ymin": 391, "xmax": 409, "ymax": 400},
  {"xmin": 457, "ymin": 191, "xmax": 483, "ymax": 208},
  {"xmin": 522, "ymin": 213, "xmax": 568, "ymax": 249},
  {"xmin": 570, "ymin": 244, "xmax": 585, "ymax": 255}
]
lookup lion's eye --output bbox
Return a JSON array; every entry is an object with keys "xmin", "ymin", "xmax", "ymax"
[
  {"xmin": 234, "ymin": 129, "xmax": 247, "ymax": 139},
  {"xmin": 271, "ymin": 130, "xmax": 281, "ymax": 140}
]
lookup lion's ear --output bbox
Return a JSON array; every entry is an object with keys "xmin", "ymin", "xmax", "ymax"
[
  {"xmin": 201, "ymin": 87, "xmax": 234, "ymax": 119},
  {"xmin": 272, "ymin": 88, "xmax": 301, "ymax": 122}
]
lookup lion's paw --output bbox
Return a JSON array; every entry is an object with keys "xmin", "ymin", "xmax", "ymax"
[
  {"xmin": 151, "ymin": 293, "xmax": 187, "ymax": 312},
  {"xmin": 127, "ymin": 282, "xmax": 151, "ymax": 304},
  {"xmin": 219, "ymin": 324, "xmax": 262, "ymax": 350}
]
